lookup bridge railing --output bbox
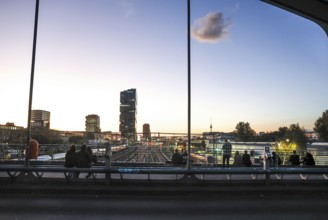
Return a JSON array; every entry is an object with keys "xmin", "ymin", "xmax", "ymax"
[
  {"xmin": 1, "ymin": 163, "xmax": 328, "ymax": 185},
  {"xmin": 2, "ymin": 143, "xmax": 328, "ymax": 166}
]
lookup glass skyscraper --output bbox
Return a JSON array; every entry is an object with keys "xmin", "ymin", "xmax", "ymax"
[{"xmin": 119, "ymin": 88, "xmax": 137, "ymax": 142}]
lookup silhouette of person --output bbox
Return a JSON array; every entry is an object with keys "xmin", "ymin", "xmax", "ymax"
[
  {"xmin": 222, "ymin": 139, "xmax": 232, "ymax": 168},
  {"xmin": 289, "ymin": 150, "xmax": 300, "ymax": 166},
  {"xmin": 242, "ymin": 150, "xmax": 252, "ymax": 167},
  {"xmin": 75, "ymin": 144, "xmax": 92, "ymax": 178},
  {"xmin": 271, "ymin": 151, "xmax": 282, "ymax": 167},
  {"xmin": 301, "ymin": 152, "xmax": 315, "ymax": 166},
  {"xmin": 233, "ymin": 151, "xmax": 242, "ymax": 166},
  {"xmin": 171, "ymin": 149, "xmax": 183, "ymax": 166},
  {"xmin": 64, "ymin": 145, "xmax": 78, "ymax": 178},
  {"xmin": 65, "ymin": 145, "xmax": 77, "ymax": 168}
]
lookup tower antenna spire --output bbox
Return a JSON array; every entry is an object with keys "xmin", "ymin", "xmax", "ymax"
[{"xmin": 210, "ymin": 118, "xmax": 212, "ymax": 133}]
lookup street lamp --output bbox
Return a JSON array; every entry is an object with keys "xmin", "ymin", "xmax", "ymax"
[
  {"xmin": 212, "ymin": 133, "xmax": 215, "ymax": 165},
  {"xmin": 25, "ymin": 0, "xmax": 39, "ymax": 167}
]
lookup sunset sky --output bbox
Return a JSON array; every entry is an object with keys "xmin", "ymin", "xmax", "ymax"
[{"xmin": 1, "ymin": 0, "xmax": 327, "ymax": 134}]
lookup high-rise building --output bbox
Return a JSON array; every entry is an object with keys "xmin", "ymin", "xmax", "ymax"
[
  {"xmin": 143, "ymin": 123, "xmax": 151, "ymax": 140},
  {"xmin": 85, "ymin": 114, "xmax": 101, "ymax": 133},
  {"xmin": 119, "ymin": 88, "xmax": 137, "ymax": 141},
  {"xmin": 31, "ymin": 110, "xmax": 50, "ymax": 130}
]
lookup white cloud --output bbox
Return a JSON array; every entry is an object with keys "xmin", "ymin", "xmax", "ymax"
[{"xmin": 191, "ymin": 12, "xmax": 231, "ymax": 43}]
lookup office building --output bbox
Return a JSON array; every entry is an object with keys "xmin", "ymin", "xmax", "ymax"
[
  {"xmin": 31, "ymin": 110, "xmax": 50, "ymax": 130},
  {"xmin": 85, "ymin": 114, "xmax": 101, "ymax": 133},
  {"xmin": 143, "ymin": 123, "xmax": 151, "ymax": 140},
  {"xmin": 119, "ymin": 88, "xmax": 137, "ymax": 141}
]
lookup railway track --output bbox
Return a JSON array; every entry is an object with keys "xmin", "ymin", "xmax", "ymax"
[{"xmin": 111, "ymin": 145, "xmax": 169, "ymax": 163}]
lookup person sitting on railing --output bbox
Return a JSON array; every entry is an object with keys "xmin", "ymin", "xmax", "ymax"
[
  {"xmin": 65, "ymin": 145, "xmax": 77, "ymax": 168},
  {"xmin": 233, "ymin": 151, "xmax": 242, "ymax": 166},
  {"xmin": 289, "ymin": 150, "xmax": 300, "ymax": 166},
  {"xmin": 301, "ymin": 152, "xmax": 315, "ymax": 166},
  {"xmin": 242, "ymin": 150, "xmax": 252, "ymax": 167},
  {"xmin": 75, "ymin": 144, "xmax": 92, "ymax": 178},
  {"xmin": 171, "ymin": 149, "xmax": 183, "ymax": 166},
  {"xmin": 86, "ymin": 146, "xmax": 98, "ymax": 178},
  {"xmin": 64, "ymin": 145, "xmax": 78, "ymax": 178},
  {"xmin": 271, "ymin": 151, "xmax": 282, "ymax": 167}
]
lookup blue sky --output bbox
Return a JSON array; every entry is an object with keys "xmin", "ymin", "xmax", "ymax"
[{"xmin": 0, "ymin": 0, "xmax": 327, "ymax": 134}]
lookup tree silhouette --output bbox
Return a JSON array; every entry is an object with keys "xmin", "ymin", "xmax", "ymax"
[
  {"xmin": 285, "ymin": 124, "xmax": 307, "ymax": 153},
  {"xmin": 235, "ymin": 122, "xmax": 256, "ymax": 141},
  {"xmin": 314, "ymin": 110, "xmax": 328, "ymax": 141}
]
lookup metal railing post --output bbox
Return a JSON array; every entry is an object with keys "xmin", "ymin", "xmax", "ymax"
[
  {"xmin": 105, "ymin": 144, "xmax": 112, "ymax": 184},
  {"xmin": 263, "ymin": 155, "xmax": 271, "ymax": 185}
]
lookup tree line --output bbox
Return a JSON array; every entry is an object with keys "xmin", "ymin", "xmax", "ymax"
[
  {"xmin": 234, "ymin": 109, "xmax": 328, "ymax": 153},
  {"xmin": 235, "ymin": 109, "xmax": 328, "ymax": 142}
]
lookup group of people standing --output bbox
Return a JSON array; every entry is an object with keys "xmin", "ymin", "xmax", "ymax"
[{"xmin": 64, "ymin": 144, "xmax": 97, "ymax": 178}]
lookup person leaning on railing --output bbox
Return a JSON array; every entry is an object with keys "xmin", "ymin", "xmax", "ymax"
[{"xmin": 222, "ymin": 139, "xmax": 232, "ymax": 168}]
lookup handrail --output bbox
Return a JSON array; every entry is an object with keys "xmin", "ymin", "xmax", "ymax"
[{"xmin": 1, "ymin": 164, "xmax": 327, "ymax": 175}]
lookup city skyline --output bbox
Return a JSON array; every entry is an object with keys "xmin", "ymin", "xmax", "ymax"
[{"xmin": 1, "ymin": 0, "xmax": 327, "ymax": 134}]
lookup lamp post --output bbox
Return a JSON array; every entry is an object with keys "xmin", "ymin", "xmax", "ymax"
[
  {"xmin": 213, "ymin": 133, "xmax": 216, "ymax": 165},
  {"xmin": 210, "ymin": 123, "xmax": 217, "ymax": 165},
  {"xmin": 186, "ymin": 0, "xmax": 192, "ymax": 171},
  {"xmin": 25, "ymin": 0, "xmax": 39, "ymax": 167}
]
